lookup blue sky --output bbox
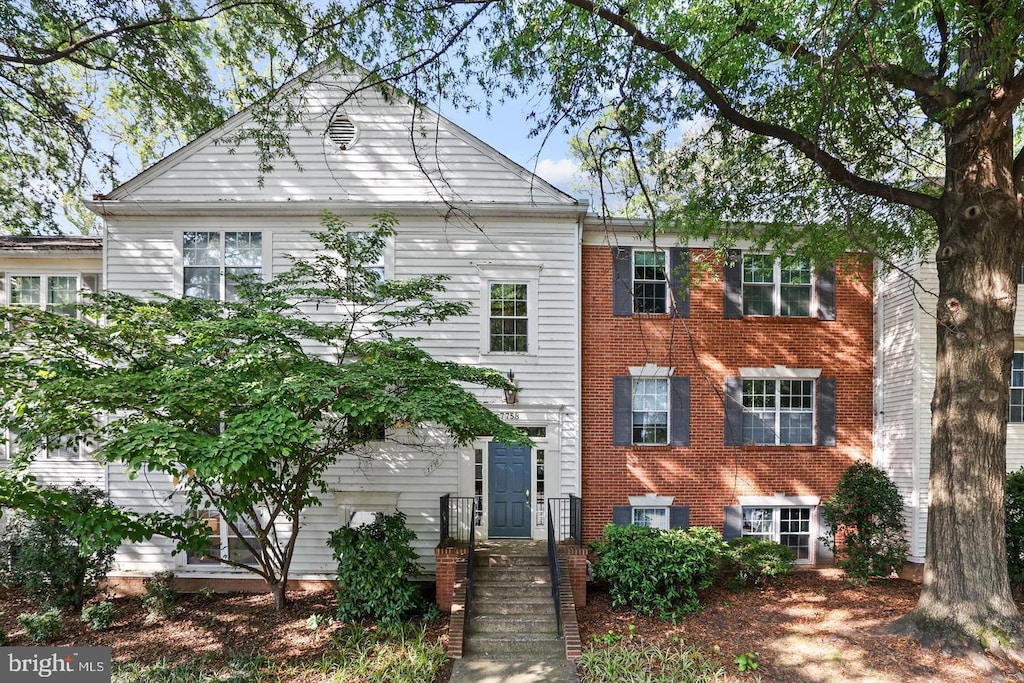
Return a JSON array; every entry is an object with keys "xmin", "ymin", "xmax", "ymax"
[{"xmin": 434, "ymin": 95, "xmax": 585, "ymax": 199}]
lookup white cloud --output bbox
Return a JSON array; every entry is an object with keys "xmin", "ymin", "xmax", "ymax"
[{"xmin": 534, "ymin": 158, "xmax": 580, "ymax": 191}]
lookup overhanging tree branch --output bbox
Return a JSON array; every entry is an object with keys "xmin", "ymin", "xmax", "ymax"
[{"xmin": 563, "ymin": 0, "xmax": 941, "ymax": 217}]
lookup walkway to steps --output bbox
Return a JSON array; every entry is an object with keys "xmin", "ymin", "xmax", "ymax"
[{"xmin": 449, "ymin": 539, "xmax": 580, "ymax": 683}]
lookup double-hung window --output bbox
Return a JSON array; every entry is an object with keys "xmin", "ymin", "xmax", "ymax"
[
  {"xmin": 613, "ymin": 368, "xmax": 690, "ymax": 447},
  {"xmin": 183, "ymin": 231, "xmax": 262, "ymax": 300},
  {"xmin": 725, "ymin": 495, "xmax": 823, "ymax": 564},
  {"xmin": 489, "ymin": 282, "xmax": 529, "ymax": 353},
  {"xmin": 185, "ymin": 509, "xmax": 258, "ymax": 566},
  {"xmin": 742, "ymin": 254, "xmax": 812, "ymax": 317},
  {"xmin": 741, "ymin": 507, "xmax": 813, "ymax": 561},
  {"xmin": 612, "ymin": 246, "xmax": 689, "ymax": 317},
  {"xmin": 632, "ymin": 377, "xmax": 669, "ymax": 445},
  {"xmin": 725, "ymin": 370, "xmax": 835, "ymax": 446},
  {"xmin": 5, "ymin": 274, "xmax": 99, "ymax": 317},
  {"xmin": 741, "ymin": 379, "xmax": 815, "ymax": 445},
  {"xmin": 1011, "ymin": 351, "xmax": 1024, "ymax": 423},
  {"xmin": 724, "ymin": 250, "xmax": 834, "ymax": 320}
]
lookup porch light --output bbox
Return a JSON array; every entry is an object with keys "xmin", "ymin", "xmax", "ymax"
[{"xmin": 503, "ymin": 369, "xmax": 520, "ymax": 405}]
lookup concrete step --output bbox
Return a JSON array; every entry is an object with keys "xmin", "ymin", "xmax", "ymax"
[
  {"xmin": 464, "ymin": 633, "xmax": 566, "ymax": 659},
  {"xmin": 472, "ymin": 596, "xmax": 555, "ymax": 615},
  {"xmin": 474, "ymin": 566, "xmax": 552, "ymax": 583},
  {"xmin": 469, "ymin": 613, "xmax": 558, "ymax": 636},
  {"xmin": 475, "ymin": 552, "xmax": 549, "ymax": 568},
  {"xmin": 449, "ymin": 657, "xmax": 579, "ymax": 683},
  {"xmin": 473, "ymin": 582, "xmax": 552, "ymax": 599}
]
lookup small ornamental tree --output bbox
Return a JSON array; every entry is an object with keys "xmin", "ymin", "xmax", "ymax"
[
  {"xmin": 823, "ymin": 462, "xmax": 909, "ymax": 583},
  {"xmin": 0, "ymin": 212, "xmax": 527, "ymax": 609}
]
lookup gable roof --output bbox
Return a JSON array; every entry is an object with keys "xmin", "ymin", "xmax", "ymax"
[{"xmin": 97, "ymin": 60, "xmax": 582, "ymax": 212}]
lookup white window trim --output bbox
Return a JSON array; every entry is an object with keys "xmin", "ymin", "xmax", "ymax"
[
  {"xmin": 476, "ymin": 263, "xmax": 540, "ymax": 357},
  {"xmin": 737, "ymin": 496, "xmax": 820, "ymax": 565},
  {"xmin": 174, "ymin": 229, "xmax": 272, "ymax": 298},
  {"xmin": 742, "ymin": 254, "xmax": 815, "ymax": 317}
]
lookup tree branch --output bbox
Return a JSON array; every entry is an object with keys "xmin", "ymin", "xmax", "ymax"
[{"xmin": 562, "ymin": 0, "xmax": 941, "ymax": 217}]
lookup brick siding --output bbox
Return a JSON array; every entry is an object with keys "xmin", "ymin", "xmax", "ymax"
[{"xmin": 581, "ymin": 245, "xmax": 874, "ymax": 545}]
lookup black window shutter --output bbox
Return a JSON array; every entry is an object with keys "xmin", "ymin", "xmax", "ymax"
[
  {"xmin": 723, "ymin": 505, "xmax": 743, "ymax": 540},
  {"xmin": 669, "ymin": 506, "xmax": 690, "ymax": 529},
  {"xmin": 612, "ymin": 506, "xmax": 632, "ymax": 525},
  {"xmin": 0, "ymin": 271, "xmax": 5, "ymax": 303},
  {"xmin": 816, "ymin": 378, "xmax": 836, "ymax": 447},
  {"xmin": 816, "ymin": 506, "xmax": 835, "ymax": 564},
  {"xmin": 613, "ymin": 376, "xmax": 633, "ymax": 446},
  {"xmin": 724, "ymin": 377, "xmax": 744, "ymax": 445},
  {"xmin": 723, "ymin": 248, "xmax": 743, "ymax": 318},
  {"xmin": 612, "ymin": 246, "xmax": 633, "ymax": 316},
  {"xmin": 670, "ymin": 376, "xmax": 690, "ymax": 446},
  {"xmin": 669, "ymin": 247, "xmax": 689, "ymax": 318},
  {"xmin": 817, "ymin": 263, "xmax": 836, "ymax": 321}
]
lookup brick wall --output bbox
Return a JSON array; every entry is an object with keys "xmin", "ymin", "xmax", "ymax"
[{"xmin": 581, "ymin": 245, "xmax": 874, "ymax": 545}]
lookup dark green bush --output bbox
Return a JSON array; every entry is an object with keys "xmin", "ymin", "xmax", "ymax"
[
  {"xmin": 81, "ymin": 600, "xmax": 116, "ymax": 631},
  {"xmin": 0, "ymin": 481, "xmax": 118, "ymax": 611},
  {"xmin": 328, "ymin": 511, "xmax": 425, "ymax": 624},
  {"xmin": 1006, "ymin": 468, "xmax": 1024, "ymax": 589},
  {"xmin": 18, "ymin": 609, "xmax": 62, "ymax": 643},
  {"xmin": 141, "ymin": 571, "xmax": 178, "ymax": 621},
  {"xmin": 822, "ymin": 462, "xmax": 909, "ymax": 582},
  {"xmin": 722, "ymin": 537, "xmax": 795, "ymax": 589},
  {"xmin": 591, "ymin": 524, "xmax": 724, "ymax": 621}
]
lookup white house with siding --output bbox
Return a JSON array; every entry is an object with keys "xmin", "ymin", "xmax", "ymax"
[
  {"xmin": 875, "ymin": 256, "xmax": 1024, "ymax": 566},
  {"xmin": 4, "ymin": 63, "xmax": 587, "ymax": 583}
]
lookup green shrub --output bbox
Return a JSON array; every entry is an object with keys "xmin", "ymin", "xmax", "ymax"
[
  {"xmin": 1006, "ymin": 468, "xmax": 1024, "ymax": 590},
  {"xmin": 822, "ymin": 462, "xmax": 909, "ymax": 582},
  {"xmin": 141, "ymin": 571, "xmax": 177, "ymax": 621},
  {"xmin": 591, "ymin": 524, "xmax": 725, "ymax": 621},
  {"xmin": 81, "ymin": 600, "xmax": 116, "ymax": 631},
  {"xmin": 18, "ymin": 608, "xmax": 62, "ymax": 643},
  {"xmin": 0, "ymin": 481, "xmax": 118, "ymax": 611},
  {"xmin": 722, "ymin": 537, "xmax": 795, "ymax": 588},
  {"xmin": 327, "ymin": 512, "xmax": 425, "ymax": 624}
]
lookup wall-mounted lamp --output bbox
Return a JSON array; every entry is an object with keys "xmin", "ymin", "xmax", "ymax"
[{"xmin": 503, "ymin": 369, "xmax": 520, "ymax": 405}]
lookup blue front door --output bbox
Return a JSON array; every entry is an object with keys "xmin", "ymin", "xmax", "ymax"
[{"xmin": 488, "ymin": 442, "xmax": 532, "ymax": 538}]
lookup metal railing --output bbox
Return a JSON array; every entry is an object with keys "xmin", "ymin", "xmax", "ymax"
[
  {"xmin": 546, "ymin": 501, "xmax": 563, "ymax": 637},
  {"xmin": 439, "ymin": 494, "xmax": 477, "ymax": 544},
  {"xmin": 466, "ymin": 501, "xmax": 477, "ymax": 619},
  {"xmin": 548, "ymin": 495, "xmax": 583, "ymax": 546}
]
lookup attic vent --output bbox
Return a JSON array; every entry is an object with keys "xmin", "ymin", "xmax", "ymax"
[{"xmin": 327, "ymin": 113, "xmax": 357, "ymax": 151}]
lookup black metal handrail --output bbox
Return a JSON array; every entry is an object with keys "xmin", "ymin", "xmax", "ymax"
[
  {"xmin": 439, "ymin": 495, "xmax": 476, "ymax": 544},
  {"xmin": 547, "ymin": 501, "xmax": 563, "ymax": 637},
  {"xmin": 466, "ymin": 499, "xmax": 477, "ymax": 619},
  {"xmin": 548, "ymin": 495, "xmax": 583, "ymax": 546}
]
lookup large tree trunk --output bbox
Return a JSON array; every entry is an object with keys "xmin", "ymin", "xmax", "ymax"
[{"xmin": 888, "ymin": 107, "xmax": 1024, "ymax": 650}]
